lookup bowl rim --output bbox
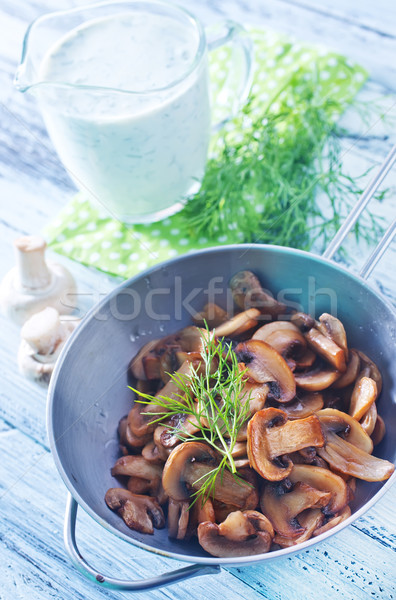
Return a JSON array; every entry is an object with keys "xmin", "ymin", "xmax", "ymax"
[{"xmin": 47, "ymin": 242, "xmax": 396, "ymax": 566}]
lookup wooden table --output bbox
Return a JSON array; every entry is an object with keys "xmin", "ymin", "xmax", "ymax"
[{"xmin": 1, "ymin": 1, "xmax": 395, "ymax": 599}]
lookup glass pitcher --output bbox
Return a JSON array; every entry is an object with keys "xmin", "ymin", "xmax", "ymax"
[{"xmin": 15, "ymin": 1, "xmax": 253, "ymax": 224}]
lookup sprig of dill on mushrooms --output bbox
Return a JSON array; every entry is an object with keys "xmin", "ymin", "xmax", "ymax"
[{"xmin": 130, "ymin": 331, "xmax": 251, "ymax": 506}]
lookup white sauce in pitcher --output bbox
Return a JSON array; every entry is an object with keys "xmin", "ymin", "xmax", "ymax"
[{"xmin": 38, "ymin": 11, "xmax": 211, "ymax": 221}]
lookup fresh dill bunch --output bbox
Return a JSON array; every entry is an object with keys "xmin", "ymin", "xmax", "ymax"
[
  {"xmin": 181, "ymin": 70, "xmax": 385, "ymax": 253},
  {"xmin": 130, "ymin": 331, "xmax": 252, "ymax": 506}
]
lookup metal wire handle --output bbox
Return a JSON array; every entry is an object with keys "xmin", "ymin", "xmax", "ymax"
[{"xmin": 323, "ymin": 144, "xmax": 396, "ymax": 276}]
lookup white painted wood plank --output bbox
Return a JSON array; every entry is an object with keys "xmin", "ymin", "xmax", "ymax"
[
  {"xmin": 279, "ymin": 0, "xmax": 396, "ymax": 39},
  {"xmin": 0, "ymin": 427, "xmax": 267, "ymax": 600},
  {"xmin": 0, "ymin": 424, "xmax": 394, "ymax": 600}
]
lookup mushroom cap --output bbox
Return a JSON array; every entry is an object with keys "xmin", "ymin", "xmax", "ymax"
[
  {"xmin": 247, "ymin": 407, "xmax": 324, "ymax": 482},
  {"xmin": 197, "ymin": 510, "xmax": 273, "ymax": 557},
  {"xmin": 235, "ymin": 339, "xmax": 296, "ymax": 403},
  {"xmin": 261, "ymin": 480, "xmax": 332, "ymax": 538},
  {"xmin": 288, "ymin": 464, "xmax": 348, "ymax": 514},
  {"xmin": 332, "ymin": 349, "xmax": 360, "ymax": 389},
  {"xmin": 162, "ymin": 442, "xmax": 218, "ymax": 502},
  {"xmin": 316, "ymin": 409, "xmax": 394, "ymax": 481},
  {"xmin": 305, "ymin": 328, "xmax": 346, "ymax": 372},
  {"xmin": 213, "ymin": 308, "xmax": 260, "ymax": 338},
  {"xmin": 294, "ymin": 364, "xmax": 340, "ymax": 391},
  {"xmin": 162, "ymin": 441, "xmax": 257, "ymax": 508},
  {"xmin": 105, "ymin": 488, "xmax": 165, "ymax": 534},
  {"xmin": 229, "ymin": 270, "xmax": 286, "ymax": 318}
]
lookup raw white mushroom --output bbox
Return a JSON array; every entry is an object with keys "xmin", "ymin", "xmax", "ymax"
[
  {"xmin": 0, "ymin": 236, "xmax": 76, "ymax": 325},
  {"xmin": 18, "ymin": 307, "xmax": 80, "ymax": 386}
]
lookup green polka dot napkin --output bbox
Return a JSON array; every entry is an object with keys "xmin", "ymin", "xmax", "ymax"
[{"xmin": 46, "ymin": 27, "xmax": 367, "ymax": 279}]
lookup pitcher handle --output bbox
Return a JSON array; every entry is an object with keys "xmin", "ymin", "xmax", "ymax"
[
  {"xmin": 207, "ymin": 21, "xmax": 254, "ymax": 131},
  {"xmin": 64, "ymin": 494, "xmax": 220, "ymax": 592}
]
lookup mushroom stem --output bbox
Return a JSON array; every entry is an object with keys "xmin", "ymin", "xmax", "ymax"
[{"xmin": 15, "ymin": 236, "xmax": 52, "ymax": 290}]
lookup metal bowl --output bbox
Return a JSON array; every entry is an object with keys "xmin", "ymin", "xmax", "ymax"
[{"xmin": 47, "ymin": 244, "xmax": 396, "ymax": 589}]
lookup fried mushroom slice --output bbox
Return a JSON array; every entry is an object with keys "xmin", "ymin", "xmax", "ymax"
[
  {"xmin": 304, "ymin": 328, "xmax": 346, "ymax": 372},
  {"xmin": 288, "ymin": 464, "xmax": 348, "ymax": 514},
  {"xmin": 312, "ymin": 505, "xmax": 351, "ymax": 537},
  {"xmin": 198, "ymin": 510, "xmax": 274, "ymax": 557},
  {"xmin": 129, "ymin": 339, "xmax": 160, "ymax": 380},
  {"xmin": 316, "ymin": 409, "xmax": 394, "ymax": 481},
  {"xmin": 294, "ymin": 364, "xmax": 340, "ymax": 391},
  {"xmin": 167, "ymin": 499, "xmax": 190, "ymax": 539},
  {"xmin": 356, "ymin": 350, "xmax": 382, "ymax": 394},
  {"xmin": 213, "ymin": 308, "xmax": 261, "ymax": 338},
  {"xmin": 247, "ymin": 408, "xmax": 324, "ymax": 481},
  {"xmin": 229, "ymin": 270, "xmax": 286, "ymax": 318},
  {"xmin": 279, "ymin": 392, "xmax": 324, "ymax": 420},
  {"xmin": 291, "ymin": 312, "xmax": 316, "ymax": 332},
  {"xmin": 317, "ymin": 313, "xmax": 348, "ymax": 359},
  {"xmin": 253, "ymin": 322, "xmax": 307, "ymax": 366},
  {"xmin": 349, "ymin": 376, "xmax": 377, "ymax": 421},
  {"xmin": 105, "ymin": 489, "xmax": 165, "ymax": 534},
  {"xmin": 235, "ymin": 339, "xmax": 296, "ymax": 403},
  {"xmin": 193, "ymin": 303, "xmax": 228, "ymax": 328},
  {"xmin": 331, "ymin": 349, "xmax": 360, "ymax": 390},
  {"xmin": 162, "ymin": 442, "xmax": 256, "ymax": 509},
  {"xmin": 261, "ymin": 480, "xmax": 331, "ymax": 538},
  {"xmin": 359, "ymin": 403, "xmax": 377, "ymax": 437},
  {"xmin": 274, "ymin": 508, "xmax": 324, "ymax": 547},
  {"xmin": 371, "ymin": 415, "xmax": 386, "ymax": 446}
]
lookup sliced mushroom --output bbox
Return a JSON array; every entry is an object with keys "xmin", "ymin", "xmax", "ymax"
[
  {"xmin": 332, "ymin": 349, "xmax": 360, "ymax": 389},
  {"xmin": 317, "ymin": 313, "xmax": 348, "ymax": 360},
  {"xmin": 214, "ymin": 308, "xmax": 261, "ymax": 338},
  {"xmin": 304, "ymin": 328, "xmax": 346, "ymax": 372},
  {"xmin": 294, "ymin": 364, "xmax": 340, "ymax": 391},
  {"xmin": 105, "ymin": 489, "xmax": 165, "ymax": 534},
  {"xmin": 294, "ymin": 348, "xmax": 317, "ymax": 370},
  {"xmin": 260, "ymin": 480, "xmax": 331, "ymax": 538},
  {"xmin": 316, "ymin": 408, "xmax": 373, "ymax": 453},
  {"xmin": 162, "ymin": 442, "xmax": 256, "ymax": 508},
  {"xmin": 229, "ymin": 270, "xmax": 286, "ymax": 318},
  {"xmin": 291, "ymin": 312, "xmax": 316, "ymax": 332},
  {"xmin": 157, "ymin": 413, "xmax": 201, "ymax": 450},
  {"xmin": 197, "ymin": 510, "xmax": 273, "ymax": 557},
  {"xmin": 316, "ymin": 410, "xmax": 394, "ymax": 481},
  {"xmin": 371, "ymin": 415, "xmax": 386, "ymax": 446},
  {"xmin": 126, "ymin": 427, "xmax": 153, "ymax": 450},
  {"xmin": 359, "ymin": 403, "xmax": 377, "ymax": 437},
  {"xmin": 141, "ymin": 440, "xmax": 166, "ymax": 464},
  {"xmin": 168, "ymin": 499, "xmax": 190, "ymax": 539},
  {"xmin": 312, "ymin": 505, "xmax": 351, "ymax": 537},
  {"xmin": 130, "ymin": 358, "xmax": 203, "ymax": 438},
  {"xmin": 288, "ymin": 464, "xmax": 348, "ymax": 514},
  {"xmin": 247, "ymin": 408, "xmax": 324, "ymax": 481},
  {"xmin": 254, "ymin": 323, "xmax": 306, "ymax": 364},
  {"xmin": 153, "ymin": 427, "xmax": 173, "ymax": 460},
  {"xmin": 129, "ymin": 339, "xmax": 160, "ymax": 380},
  {"xmin": 356, "ymin": 350, "xmax": 382, "ymax": 395},
  {"xmin": 193, "ymin": 303, "xmax": 228, "ymax": 328},
  {"xmin": 279, "ymin": 392, "xmax": 324, "ymax": 420},
  {"xmin": 236, "ymin": 339, "xmax": 296, "ymax": 403},
  {"xmin": 185, "ymin": 497, "xmax": 216, "ymax": 539},
  {"xmin": 252, "ymin": 321, "xmax": 302, "ymax": 342},
  {"xmin": 126, "ymin": 476, "xmax": 154, "ymax": 496},
  {"xmin": 349, "ymin": 377, "xmax": 377, "ymax": 421},
  {"xmin": 274, "ymin": 508, "xmax": 324, "ymax": 547},
  {"xmin": 239, "ymin": 381, "xmax": 269, "ymax": 415},
  {"xmin": 111, "ymin": 455, "xmax": 162, "ymax": 481}
]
